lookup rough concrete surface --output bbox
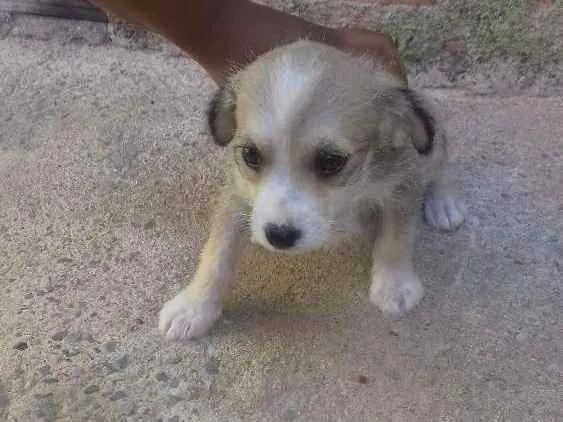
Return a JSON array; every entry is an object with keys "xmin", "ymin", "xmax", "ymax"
[{"xmin": 0, "ymin": 36, "xmax": 561, "ymax": 422}]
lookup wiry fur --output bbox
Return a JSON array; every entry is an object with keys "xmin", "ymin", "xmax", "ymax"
[{"xmin": 159, "ymin": 41, "xmax": 465, "ymax": 340}]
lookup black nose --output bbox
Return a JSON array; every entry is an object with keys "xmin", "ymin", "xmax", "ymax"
[{"xmin": 264, "ymin": 224, "xmax": 302, "ymax": 249}]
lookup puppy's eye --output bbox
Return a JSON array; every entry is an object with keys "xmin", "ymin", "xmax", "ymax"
[
  {"xmin": 241, "ymin": 144, "xmax": 262, "ymax": 170},
  {"xmin": 314, "ymin": 151, "xmax": 348, "ymax": 177}
]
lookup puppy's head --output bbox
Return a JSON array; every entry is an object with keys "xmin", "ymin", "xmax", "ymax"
[{"xmin": 207, "ymin": 41, "xmax": 439, "ymax": 253}]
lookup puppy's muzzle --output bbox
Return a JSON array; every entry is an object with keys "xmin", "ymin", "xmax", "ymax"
[{"xmin": 264, "ymin": 223, "xmax": 302, "ymax": 250}]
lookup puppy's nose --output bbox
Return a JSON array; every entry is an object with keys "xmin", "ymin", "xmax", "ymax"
[{"xmin": 264, "ymin": 224, "xmax": 302, "ymax": 249}]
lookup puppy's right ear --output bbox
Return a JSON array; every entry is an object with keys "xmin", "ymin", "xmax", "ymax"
[{"xmin": 207, "ymin": 82, "xmax": 237, "ymax": 147}]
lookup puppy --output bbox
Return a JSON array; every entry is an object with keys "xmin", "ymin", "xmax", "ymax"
[{"xmin": 158, "ymin": 40, "xmax": 464, "ymax": 341}]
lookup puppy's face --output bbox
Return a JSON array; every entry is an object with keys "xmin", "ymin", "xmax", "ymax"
[{"xmin": 208, "ymin": 41, "xmax": 437, "ymax": 253}]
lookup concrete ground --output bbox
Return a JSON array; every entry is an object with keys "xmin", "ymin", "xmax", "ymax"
[{"xmin": 0, "ymin": 35, "xmax": 561, "ymax": 422}]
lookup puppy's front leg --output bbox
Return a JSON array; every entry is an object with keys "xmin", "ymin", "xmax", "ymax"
[
  {"xmin": 369, "ymin": 205, "xmax": 424, "ymax": 319},
  {"xmin": 159, "ymin": 192, "xmax": 247, "ymax": 341}
]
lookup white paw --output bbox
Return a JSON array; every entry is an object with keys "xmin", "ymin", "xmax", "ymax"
[
  {"xmin": 424, "ymin": 197, "xmax": 465, "ymax": 231},
  {"xmin": 369, "ymin": 265, "xmax": 424, "ymax": 319},
  {"xmin": 158, "ymin": 289, "xmax": 222, "ymax": 341}
]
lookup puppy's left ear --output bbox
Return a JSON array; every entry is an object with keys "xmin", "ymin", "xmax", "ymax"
[
  {"xmin": 398, "ymin": 88, "xmax": 436, "ymax": 155},
  {"xmin": 207, "ymin": 80, "xmax": 237, "ymax": 146}
]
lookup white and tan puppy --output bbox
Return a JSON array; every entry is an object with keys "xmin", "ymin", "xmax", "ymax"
[{"xmin": 159, "ymin": 40, "xmax": 464, "ymax": 341}]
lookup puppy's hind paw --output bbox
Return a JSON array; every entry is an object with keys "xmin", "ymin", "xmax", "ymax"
[
  {"xmin": 158, "ymin": 290, "xmax": 222, "ymax": 341},
  {"xmin": 424, "ymin": 197, "xmax": 465, "ymax": 232}
]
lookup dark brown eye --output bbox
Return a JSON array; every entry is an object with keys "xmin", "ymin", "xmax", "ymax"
[
  {"xmin": 241, "ymin": 144, "xmax": 262, "ymax": 170},
  {"xmin": 314, "ymin": 150, "xmax": 348, "ymax": 177}
]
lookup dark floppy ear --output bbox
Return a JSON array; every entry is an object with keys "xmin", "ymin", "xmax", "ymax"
[
  {"xmin": 398, "ymin": 88, "xmax": 436, "ymax": 155},
  {"xmin": 207, "ymin": 82, "xmax": 237, "ymax": 146}
]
